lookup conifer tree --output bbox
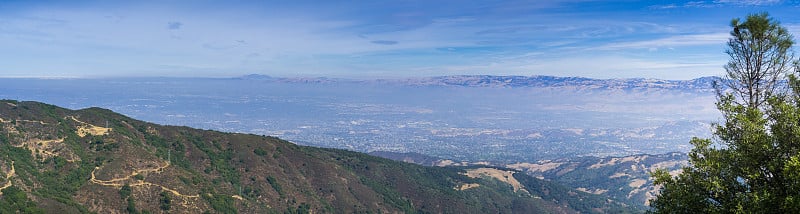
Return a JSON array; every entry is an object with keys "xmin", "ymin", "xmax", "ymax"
[{"xmin": 650, "ymin": 13, "xmax": 800, "ymax": 213}]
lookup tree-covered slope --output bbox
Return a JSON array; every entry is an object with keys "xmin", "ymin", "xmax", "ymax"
[{"xmin": 0, "ymin": 100, "xmax": 634, "ymax": 213}]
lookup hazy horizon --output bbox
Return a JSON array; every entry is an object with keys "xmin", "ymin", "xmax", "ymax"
[{"xmin": 0, "ymin": 73, "xmax": 722, "ymax": 81}]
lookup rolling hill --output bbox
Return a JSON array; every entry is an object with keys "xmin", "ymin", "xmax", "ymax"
[
  {"xmin": 0, "ymin": 100, "xmax": 638, "ymax": 213},
  {"xmin": 372, "ymin": 151, "xmax": 687, "ymax": 209}
]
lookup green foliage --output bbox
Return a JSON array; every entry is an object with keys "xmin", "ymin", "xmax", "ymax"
[
  {"xmin": 242, "ymin": 185, "xmax": 263, "ymax": 199},
  {"xmin": 51, "ymin": 156, "xmax": 67, "ymax": 170},
  {"xmin": 38, "ymin": 162, "xmax": 94, "ymax": 208},
  {"xmin": 191, "ymin": 137, "xmax": 241, "ymax": 186},
  {"xmin": 147, "ymin": 132, "xmax": 192, "ymax": 169},
  {"xmin": 127, "ymin": 196, "xmax": 137, "ymax": 214},
  {"xmin": 119, "ymin": 184, "xmax": 132, "ymax": 199},
  {"xmin": 655, "ymin": 92, "xmax": 800, "ymax": 213},
  {"xmin": 39, "ymin": 103, "xmax": 58, "ymax": 119},
  {"xmin": 266, "ymin": 175, "xmax": 284, "ymax": 197},
  {"xmin": 201, "ymin": 191, "xmax": 238, "ymax": 214},
  {"xmin": 144, "ymin": 131, "xmax": 169, "ymax": 148},
  {"xmin": 159, "ymin": 191, "xmax": 172, "ymax": 210},
  {"xmin": 89, "ymin": 135, "xmax": 118, "ymax": 152},
  {"xmin": 0, "ymin": 186, "xmax": 44, "ymax": 214},
  {"xmin": 285, "ymin": 203, "xmax": 311, "ymax": 214},
  {"xmin": 0, "ymin": 138, "xmax": 92, "ymax": 211},
  {"xmin": 514, "ymin": 172, "xmax": 636, "ymax": 213},
  {"xmin": 254, "ymin": 148, "xmax": 268, "ymax": 156},
  {"xmin": 94, "ymin": 156, "xmax": 107, "ymax": 166},
  {"xmin": 179, "ymin": 176, "xmax": 192, "ymax": 185},
  {"xmin": 651, "ymin": 13, "xmax": 800, "ymax": 213},
  {"xmin": 167, "ymin": 142, "xmax": 192, "ymax": 169},
  {"xmin": 357, "ymin": 175, "xmax": 415, "ymax": 213}
]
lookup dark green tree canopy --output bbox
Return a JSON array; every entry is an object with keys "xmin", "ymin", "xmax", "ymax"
[{"xmin": 651, "ymin": 13, "xmax": 800, "ymax": 213}]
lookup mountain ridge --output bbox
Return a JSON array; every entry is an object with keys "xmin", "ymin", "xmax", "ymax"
[
  {"xmin": 232, "ymin": 74, "xmax": 718, "ymax": 91},
  {"xmin": 0, "ymin": 100, "xmax": 639, "ymax": 213}
]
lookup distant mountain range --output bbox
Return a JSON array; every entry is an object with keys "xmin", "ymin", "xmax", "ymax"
[{"xmin": 237, "ymin": 74, "xmax": 719, "ymax": 91}]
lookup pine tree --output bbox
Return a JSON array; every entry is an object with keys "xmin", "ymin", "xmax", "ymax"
[
  {"xmin": 718, "ymin": 12, "xmax": 795, "ymax": 108},
  {"xmin": 650, "ymin": 13, "xmax": 800, "ymax": 213}
]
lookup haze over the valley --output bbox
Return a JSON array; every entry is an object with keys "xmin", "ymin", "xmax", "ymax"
[{"xmin": 0, "ymin": 75, "xmax": 717, "ymax": 162}]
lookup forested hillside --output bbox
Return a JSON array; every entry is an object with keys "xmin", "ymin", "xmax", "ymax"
[{"xmin": 0, "ymin": 100, "xmax": 636, "ymax": 213}]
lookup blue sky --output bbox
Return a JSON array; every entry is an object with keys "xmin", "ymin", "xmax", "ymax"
[{"xmin": 0, "ymin": 0, "xmax": 798, "ymax": 79}]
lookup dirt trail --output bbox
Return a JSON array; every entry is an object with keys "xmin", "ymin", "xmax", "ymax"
[
  {"xmin": 13, "ymin": 138, "xmax": 79, "ymax": 162},
  {"xmin": 0, "ymin": 161, "xmax": 15, "ymax": 195},
  {"xmin": 129, "ymin": 180, "xmax": 200, "ymax": 198},
  {"xmin": 90, "ymin": 162, "xmax": 170, "ymax": 185},
  {"xmin": 90, "ymin": 162, "xmax": 199, "ymax": 198},
  {"xmin": 66, "ymin": 116, "xmax": 87, "ymax": 124},
  {"xmin": 0, "ymin": 117, "xmax": 48, "ymax": 125},
  {"xmin": 89, "ymin": 162, "xmax": 207, "ymax": 211},
  {"xmin": 17, "ymin": 120, "xmax": 48, "ymax": 125}
]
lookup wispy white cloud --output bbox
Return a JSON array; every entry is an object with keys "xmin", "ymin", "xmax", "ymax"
[
  {"xmin": 652, "ymin": 0, "xmax": 785, "ymax": 9},
  {"xmin": 714, "ymin": 0, "xmax": 783, "ymax": 6},
  {"xmin": 592, "ymin": 33, "xmax": 729, "ymax": 50},
  {"xmin": 650, "ymin": 1, "xmax": 717, "ymax": 9},
  {"xmin": 0, "ymin": 1, "xmax": 796, "ymax": 78}
]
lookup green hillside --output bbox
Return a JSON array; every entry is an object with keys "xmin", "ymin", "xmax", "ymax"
[
  {"xmin": 372, "ymin": 151, "xmax": 687, "ymax": 209},
  {"xmin": 0, "ymin": 100, "xmax": 636, "ymax": 213}
]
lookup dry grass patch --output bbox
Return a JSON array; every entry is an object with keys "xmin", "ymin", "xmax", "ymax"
[
  {"xmin": 464, "ymin": 168, "xmax": 528, "ymax": 194},
  {"xmin": 456, "ymin": 183, "xmax": 481, "ymax": 191},
  {"xmin": 68, "ymin": 116, "xmax": 112, "ymax": 137},
  {"xmin": 507, "ymin": 162, "xmax": 563, "ymax": 173}
]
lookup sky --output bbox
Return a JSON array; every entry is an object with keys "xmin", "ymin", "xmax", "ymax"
[{"xmin": 0, "ymin": 0, "xmax": 799, "ymax": 79}]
